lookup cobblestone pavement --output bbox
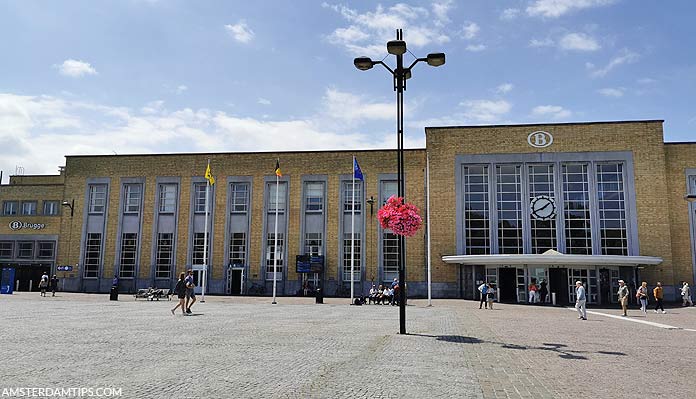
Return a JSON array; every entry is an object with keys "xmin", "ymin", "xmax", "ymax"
[{"xmin": 1, "ymin": 293, "xmax": 695, "ymax": 398}]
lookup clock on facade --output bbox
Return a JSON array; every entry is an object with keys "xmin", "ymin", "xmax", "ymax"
[{"xmin": 530, "ymin": 195, "xmax": 556, "ymax": 221}]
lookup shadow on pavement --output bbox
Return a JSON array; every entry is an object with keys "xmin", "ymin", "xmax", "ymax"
[{"xmin": 408, "ymin": 334, "xmax": 627, "ymax": 360}]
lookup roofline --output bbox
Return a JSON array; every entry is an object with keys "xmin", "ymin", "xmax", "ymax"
[
  {"xmin": 425, "ymin": 119, "xmax": 664, "ymax": 131},
  {"xmin": 65, "ymin": 147, "xmax": 427, "ymax": 159},
  {"xmin": 665, "ymin": 141, "xmax": 696, "ymax": 145}
]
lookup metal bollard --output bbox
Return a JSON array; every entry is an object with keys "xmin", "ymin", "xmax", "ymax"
[
  {"xmin": 29, "ymin": 280, "xmax": 33, "ymax": 292},
  {"xmin": 552, "ymin": 292, "xmax": 557, "ymax": 306},
  {"xmin": 16, "ymin": 280, "xmax": 19, "ymax": 291}
]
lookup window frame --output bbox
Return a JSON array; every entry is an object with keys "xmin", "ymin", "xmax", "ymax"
[{"xmin": 2, "ymin": 201, "xmax": 18, "ymax": 216}]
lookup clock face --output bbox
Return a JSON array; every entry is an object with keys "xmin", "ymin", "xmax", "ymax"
[{"xmin": 530, "ymin": 195, "xmax": 556, "ymax": 221}]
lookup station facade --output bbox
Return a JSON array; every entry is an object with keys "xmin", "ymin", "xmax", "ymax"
[{"xmin": 1, "ymin": 120, "xmax": 695, "ymax": 302}]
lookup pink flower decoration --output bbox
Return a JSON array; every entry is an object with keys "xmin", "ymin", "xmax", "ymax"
[{"xmin": 377, "ymin": 195, "xmax": 423, "ymax": 237}]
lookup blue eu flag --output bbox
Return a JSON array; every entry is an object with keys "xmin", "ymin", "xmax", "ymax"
[{"xmin": 353, "ymin": 157, "xmax": 364, "ymax": 181}]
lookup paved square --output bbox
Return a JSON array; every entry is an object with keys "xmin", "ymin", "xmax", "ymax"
[{"xmin": 1, "ymin": 293, "xmax": 695, "ymax": 398}]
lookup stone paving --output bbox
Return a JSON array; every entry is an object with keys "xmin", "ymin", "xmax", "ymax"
[{"xmin": 1, "ymin": 293, "xmax": 695, "ymax": 398}]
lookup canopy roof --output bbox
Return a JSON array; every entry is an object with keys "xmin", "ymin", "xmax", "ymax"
[{"xmin": 442, "ymin": 250, "xmax": 662, "ymax": 266}]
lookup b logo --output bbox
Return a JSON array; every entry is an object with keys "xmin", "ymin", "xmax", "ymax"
[
  {"xmin": 9, "ymin": 221, "xmax": 22, "ymax": 230},
  {"xmin": 527, "ymin": 131, "xmax": 553, "ymax": 148}
]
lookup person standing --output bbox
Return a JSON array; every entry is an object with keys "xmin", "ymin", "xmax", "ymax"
[
  {"xmin": 39, "ymin": 272, "xmax": 49, "ymax": 297},
  {"xmin": 681, "ymin": 282, "xmax": 693, "ymax": 307},
  {"xmin": 637, "ymin": 281, "xmax": 648, "ymax": 315},
  {"xmin": 653, "ymin": 282, "xmax": 665, "ymax": 314},
  {"xmin": 539, "ymin": 279, "xmax": 548, "ymax": 304},
  {"xmin": 617, "ymin": 280, "xmax": 629, "ymax": 317},
  {"xmin": 528, "ymin": 279, "xmax": 538, "ymax": 304},
  {"xmin": 171, "ymin": 272, "xmax": 187, "ymax": 315},
  {"xmin": 184, "ymin": 269, "xmax": 196, "ymax": 314},
  {"xmin": 487, "ymin": 284, "xmax": 496, "ymax": 310},
  {"xmin": 50, "ymin": 275, "xmax": 59, "ymax": 297},
  {"xmin": 478, "ymin": 282, "xmax": 488, "ymax": 309},
  {"xmin": 575, "ymin": 281, "xmax": 587, "ymax": 320}
]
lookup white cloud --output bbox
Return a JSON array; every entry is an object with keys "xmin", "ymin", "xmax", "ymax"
[
  {"xmin": 531, "ymin": 105, "xmax": 572, "ymax": 120},
  {"xmin": 598, "ymin": 88, "xmax": 624, "ymax": 97},
  {"xmin": 175, "ymin": 85, "xmax": 188, "ymax": 94},
  {"xmin": 55, "ymin": 59, "xmax": 97, "ymax": 77},
  {"xmin": 257, "ymin": 98, "xmax": 272, "ymax": 105},
  {"xmin": 529, "ymin": 38, "xmax": 555, "ymax": 48},
  {"xmin": 559, "ymin": 33, "xmax": 600, "ymax": 51},
  {"xmin": 589, "ymin": 49, "xmax": 639, "ymax": 77},
  {"xmin": 526, "ymin": 0, "xmax": 617, "ymax": 18},
  {"xmin": 500, "ymin": 8, "xmax": 520, "ymax": 20},
  {"xmin": 460, "ymin": 100, "xmax": 511, "ymax": 122},
  {"xmin": 323, "ymin": 3, "xmax": 450, "ymax": 57},
  {"xmin": 225, "ymin": 21, "xmax": 255, "ymax": 43},
  {"xmin": 0, "ymin": 89, "xmax": 416, "ymax": 177},
  {"xmin": 461, "ymin": 22, "xmax": 479, "ymax": 40},
  {"xmin": 495, "ymin": 83, "xmax": 514, "ymax": 94},
  {"xmin": 465, "ymin": 44, "xmax": 487, "ymax": 52},
  {"xmin": 637, "ymin": 78, "xmax": 656, "ymax": 84}
]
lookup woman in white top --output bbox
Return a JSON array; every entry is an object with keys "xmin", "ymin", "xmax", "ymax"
[{"xmin": 637, "ymin": 281, "xmax": 649, "ymax": 314}]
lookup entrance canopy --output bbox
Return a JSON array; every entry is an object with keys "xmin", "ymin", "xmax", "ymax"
[{"xmin": 442, "ymin": 250, "xmax": 662, "ymax": 266}]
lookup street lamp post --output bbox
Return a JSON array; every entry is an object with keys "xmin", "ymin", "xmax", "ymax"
[
  {"xmin": 354, "ymin": 29, "xmax": 445, "ymax": 334},
  {"xmin": 61, "ymin": 199, "xmax": 75, "ymax": 291}
]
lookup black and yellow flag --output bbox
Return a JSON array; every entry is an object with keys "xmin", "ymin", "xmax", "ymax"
[
  {"xmin": 274, "ymin": 159, "xmax": 282, "ymax": 177},
  {"xmin": 205, "ymin": 163, "xmax": 215, "ymax": 185}
]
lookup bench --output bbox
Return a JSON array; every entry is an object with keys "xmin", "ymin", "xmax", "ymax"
[
  {"xmin": 134, "ymin": 288, "xmax": 150, "ymax": 300},
  {"xmin": 149, "ymin": 289, "xmax": 171, "ymax": 301}
]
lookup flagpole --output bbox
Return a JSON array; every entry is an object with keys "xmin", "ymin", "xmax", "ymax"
[
  {"xmin": 202, "ymin": 159, "xmax": 210, "ymax": 303},
  {"xmin": 426, "ymin": 153, "xmax": 432, "ymax": 307},
  {"xmin": 350, "ymin": 156, "xmax": 356, "ymax": 304},
  {"xmin": 272, "ymin": 159, "xmax": 279, "ymax": 304}
]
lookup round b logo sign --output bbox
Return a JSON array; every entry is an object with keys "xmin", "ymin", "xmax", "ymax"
[
  {"xmin": 9, "ymin": 221, "xmax": 22, "ymax": 230},
  {"xmin": 527, "ymin": 131, "xmax": 553, "ymax": 148}
]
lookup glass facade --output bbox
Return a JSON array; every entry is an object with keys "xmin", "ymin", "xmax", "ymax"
[
  {"xmin": 84, "ymin": 233, "xmax": 102, "ymax": 278},
  {"xmin": 596, "ymin": 163, "xmax": 628, "ymax": 255},
  {"xmin": 124, "ymin": 184, "xmax": 142, "ymax": 213},
  {"xmin": 119, "ymin": 233, "xmax": 137, "ymax": 278},
  {"xmin": 89, "ymin": 185, "xmax": 107, "ymax": 214},
  {"xmin": 265, "ymin": 233, "xmax": 284, "ymax": 281},
  {"xmin": 342, "ymin": 233, "xmax": 361, "ymax": 282},
  {"xmin": 155, "ymin": 233, "xmax": 174, "ymax": 279},
  {"xmin": 463, "ymin": 165, "xmax": 490, "ymax": 255},
  {"xmin": 496, "ymin": 165, "xmax": 523, "ymax": 254},
  {"xmin": 562, "ymin": 164, "xmax": 592, "ymax": 255},
  {"xmin": 230, "ymin": 183, "xmax": 249, "ymax": 213},
  {"xmin": 528, "ymin": 165, "xmax": 557, "ymax": 253},
  {"xmin": 158, "ymin": 184, "xmax": 177, "ymax": 213},
  {"xmin": 229, "ymin": 232, "xmax": 247, "ymax": 266}
]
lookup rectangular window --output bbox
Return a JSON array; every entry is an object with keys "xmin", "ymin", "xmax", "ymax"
[
  {"xmin": 304, "ymin": 232, "xmax": 323, "ymax": 256},
  {"xmin": 342, "ymin": 233, "xmax": 361, "ymax": 282},
  {"xmin": 597, "ymin": 163, "xmax": 628, "ymax": 255},
  {"xmin": 119, "ymin": 233, "xmax": 138, "ymax": 278},
  {"xmin": 230, "ymin": 183, "xmax": 249, "ymax": 213},
  {"xmin": 89, "ymin": 185, "xmax": 107, "ymax": 214},
  {"xmin": 382, "ymin": 232, "xmax": 399, "ymax": 281},
  {"xmin": 37, "ymin": 242, "xmax": 55, "ymax": 259},
  {"xmin": 562, "ymin": 164, "xmax": 592, "ymax": 255},
  {"xmin": 17, "ymin": 242, "xmax": 34, "ymax": 258},
  {"xmin": 496, "ymin": 165, "xmax": 523, "ymax": 254},
  {"xmin": 21, "ymin": 201, "xmax": 37, "ymax": 215},
  {"xmin": 343, "ymin": 181, "xmax": 362, "ymax": 211},
  {"xmin": 229, "ymin": 232, "xmax": 247, "ymax": 266},
  {"xmin": 123, "ymin": 184, "xmax": 142, "ymax": 213},
  {"xmin": 528, "ymin": 164, "xmax": 558, "ymax": 253},
  {"xmin": 305, "ymin": 182, "xmax": 324, "ymax": 212},
  {"xmin": 155, "ymin": 233, "xmax": 173, "ymax": 279},
  {"xmin": 463, "ymin": 165, "xmax": 490, "ymax": 255},
  {"xmin": 192, "ymin": 233, "xmax": 208, "ymax": 265},
  {"xmin": 158, "ymin": 184, "xmax": 177, "ymax": 213},
  {"xmin": 265, "ymin": 233, "xmax": 284, "ymax": 280},
  {"xmin": 43, "ymin": 201, "xmax": 60, "ymax": 216},
  {"xmin": 381, "ymin": 181, "xmax": 398, "ymax": 205},
  {"xmin": 0, "ymin": 241, "xmax": 13, "ymax": 258},
  {"xmin": 84, "ymin": 233, "xmax": 102, "ymax": 278},
  {"xmin": 268, "ymin": 183, "xmax": 286, "ymax": 213},
  {"xmin": 2, "ymin": 201, "xmax": 18, "ymax": 216},
  {"xmin": 194, "ymin": 183, "xmax": 207, "ymax": 213}
]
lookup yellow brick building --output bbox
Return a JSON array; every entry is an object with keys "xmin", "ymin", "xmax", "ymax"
[{"xmin": 1, "ymin": 120, "xmax": 695, "ymax": 302}]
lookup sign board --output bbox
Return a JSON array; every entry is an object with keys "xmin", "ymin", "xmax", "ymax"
[
  {"xmin": 527, "ymin": 131, "xmax": 553, "ymax": 148},
  {"xmin": 57, "ymin": 265, "xmax": 73, "ymax": 272},
  {"xmin": 9, "ymin": 221, "xmax": 46, "ymax": 231},
  {"xmin": 296, "ymin": 255, "xmax": 324, "ymax": 273}
]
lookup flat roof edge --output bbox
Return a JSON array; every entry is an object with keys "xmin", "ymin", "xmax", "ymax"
[{"xmin": 425, "ymin": 119, "xmax": 664, "ymax": 131}]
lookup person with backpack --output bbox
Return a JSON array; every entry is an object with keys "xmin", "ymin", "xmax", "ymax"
[
  {"xmin": 39, "ymin": 272, "xmax": 49, "ymax": 297},
  {"xmin": 478, "ymin": 282, "xmax": 489, "ymax": 309},
  {"xmin": 171, "ymin": 272, "xmax": 187, "ymax": 315},
  {"xmin": 50, "ymin": 275, "xmax": 59, "ymax": 297},
  {"xmin": 184, "ymin": 269, "xmax": 196, "ymax": 314}
]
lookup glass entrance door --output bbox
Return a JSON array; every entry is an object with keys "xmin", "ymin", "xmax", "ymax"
[{"xmin": 191, "ymin": 265, "xmax": 206, "ymax": 294}]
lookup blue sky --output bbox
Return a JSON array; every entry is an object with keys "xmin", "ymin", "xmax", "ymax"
[{"xmin": 1, "ymin": 0, "xmax": 695, "ymax": 180}]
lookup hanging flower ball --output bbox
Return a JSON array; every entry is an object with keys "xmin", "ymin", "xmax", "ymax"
[{"xmin": 377, "ymin": 195, "xmax": 423, "ymax": 237}]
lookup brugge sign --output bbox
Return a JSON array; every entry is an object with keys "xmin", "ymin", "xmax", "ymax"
[
  {"xmin": 8, "ymin": 221, "xmax": 46, "ymax": 231},
  {"xmin": 527, "ymin": 131, "xmax": 553, "ymax": 148}
]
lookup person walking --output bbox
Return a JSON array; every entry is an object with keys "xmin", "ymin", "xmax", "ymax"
[
  {"xmin": 487, "ymin": 284, "xmax": 496, "ymax": 310},
  {"xmin": 528, "ymin": 279, "xmax": 538, "ymax": 304},
  {"xmin": 636, "ymin": 281, "xmax": 648, "ymax": 315},
  {"xmin": 171, "ymin": 272, "xmax": 187, "ymax": 315},
  {"xmin": 575, "ymin": 281, "xmax": 587, "ymax": 320},
  {"xmin": 39, "ymin": 272, "xmax": 49, "ymax": 297},
  {"xmin": 681, "ymin": 282, "xmax": 693, "ymax": 307},
  {"xmin": 184, "ymin": 270, "xmax": 196, "ymax": 314},
  {"xmin": 478, "ymin": 282, "xmax": 489, "ymax": 309},
  {"xmin": 539, "ymin": 279, "xmax": 548, "ymax": 304},
  {"xmin": 50, "ymin": 275, "xmax": 59, "ymax": 297},
  {"xmin": 617, "ymin": 280, "xmax": 629, "ymax": 317},
  {"xmin": 653, "ymin": 282, "xmax": 665, "ymax": 314}
]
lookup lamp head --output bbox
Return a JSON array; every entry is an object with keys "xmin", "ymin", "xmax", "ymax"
[
  {"xmin": 685, "ymin": 194, "xmax": 696, "ymax": 203},
  {"xmin": 61, "ymin": 201, "xmax": 70, "ymax": 207},
  {"xmin": 354, "ymin": 57, "xmax": 374, "ymax": 71},
  {"xmin": 403, "ymin": 69, "xmax": 412, "ymax": 80},
  {"xmin": 426, "ymin": 53, "xmax": 446, "ymax": 67},
  {"xmin": 387, "ymin": 40, "xmax": 407, "ymax": 55}
]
